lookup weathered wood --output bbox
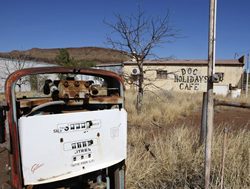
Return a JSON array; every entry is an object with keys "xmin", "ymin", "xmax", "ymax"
[
  {"xmin": 214, "ymin": 99, "xmax": 250, "ymax": 109},
  {"xmin": 200, "ymin": 92, "xmax": 207, "ymax": 145},
  {"xmin": 246, "ymin": 53, "xmax": 249, "ymax": 97},
  {"xmin": 205, "ymin": 0, "xmax": 217, "ymax": 188}
]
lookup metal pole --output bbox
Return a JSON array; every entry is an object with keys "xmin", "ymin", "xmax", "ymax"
[{"xmin": 205, "ymin": 0, "xmax": 217, "ymax": 188}]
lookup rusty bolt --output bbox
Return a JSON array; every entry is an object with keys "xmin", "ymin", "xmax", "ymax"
[
  {"xmin": 84, "ymin": 81, "xmax": 90, "ymax": 88},
  {"xmin": 64, "ymin": 81, "xmax": 69, "ymax": 88},
  {"xmin": 5, "ymin": 164, "xmax": 11, "ymax": 172},
  {"xmin": 63, "ymin": 93, "xmax": 69, "ymax": 99},
  {"xmin": 91, "ymin": 86, "xmax": 99, "ymax": 95},
  {"xmin": 74, "ymin": 94, "xmax": 80, "ymax": 101},
  {"xmin": 74, "ymin": 81, "xmax": 80, "ymax": 87}
]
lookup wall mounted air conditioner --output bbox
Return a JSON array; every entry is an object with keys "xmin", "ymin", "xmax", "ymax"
[{"xmin": 131, "ymin": 68, "xmax": 140, "ymax": 75}]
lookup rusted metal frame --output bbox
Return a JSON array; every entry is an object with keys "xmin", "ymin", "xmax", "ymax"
[
  {"xmin": 4, "ymin": 67, "xmax": 124, "ymax": 189},
  {"xmin": 4, "ymin": 85, "xmax": 22, "ymax": 189},
  {"xmin": 214, "ymin": 99, "xmax": 250, "ymax": 109},
  {"xmin": 18, "ymin": 96, "xmax": 124, "ymax": 109},
  {"xmin": 6, "ymin": 67, "xmax": 125, "ymax": 89}
]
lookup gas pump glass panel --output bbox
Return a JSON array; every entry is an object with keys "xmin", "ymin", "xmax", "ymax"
[{"xmin": 18, "ymin": 109, "xmax": 127, "ymax": 185}]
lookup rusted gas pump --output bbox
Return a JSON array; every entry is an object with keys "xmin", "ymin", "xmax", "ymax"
[{"xmin": 0, "ymin": 67, "xmax": 127, "ymax": 189}]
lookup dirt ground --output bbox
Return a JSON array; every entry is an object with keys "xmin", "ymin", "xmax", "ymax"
[
  {"xmin": 179, "ymin": 106, "xmax": 250, "ymax": 131},
  {"xmin": 0, "ymin": 147, "xmax": 9, "ymax": 185}
]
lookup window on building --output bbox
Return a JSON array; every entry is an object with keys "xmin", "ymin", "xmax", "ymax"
[
  {"xmin": 215, "ymin": 72, "xmax": 224, "ymax": 81},
  {"xmin": 156, "ymin": 70, "xmax": 168, "ymax": 79}
]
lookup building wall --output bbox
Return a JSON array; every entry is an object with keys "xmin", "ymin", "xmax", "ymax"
[
  {"xmin": 0, "ymin": 58, "xmax": 55, "ymax": 92},
  {"xmin": 0, "ymin": 58, "xmax": 121, "ymax": 93},
  {"xmin": 123, "ymin": 64, "xmax": 243, "ymax": 93},
  {"xmin": 95, "ymin": 64, "xmax": 123, "ymax": 75}
]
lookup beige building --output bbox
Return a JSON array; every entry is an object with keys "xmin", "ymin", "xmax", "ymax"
[
  {"xmin": 1, "ymin": 56, "xmax": 245, "ymax": 96},
  {"xmin": 123, "ymin": 57, "xmax": 245, "ymax": 95}
]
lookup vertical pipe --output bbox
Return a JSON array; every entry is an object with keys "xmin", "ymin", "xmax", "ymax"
[
  {"xmin": 205, "ymin": 0, "xmax": 217, "ymax": 188},
  {"xmin": 106, "ymin": 168, "xmax": 110, "ymax": 189},
  {"xmin": 97, "ymin": 174, "xmax": 102, "ymax": 184}
]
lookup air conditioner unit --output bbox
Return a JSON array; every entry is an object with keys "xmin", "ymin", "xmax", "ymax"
[{"xmin": 131, "ymin": 68, "xmax": 140, "ymax": 75}]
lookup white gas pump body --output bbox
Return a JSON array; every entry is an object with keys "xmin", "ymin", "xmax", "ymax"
[{"xmin": 18, "ymin": 109, "xmax": 127, "ymax": 185}]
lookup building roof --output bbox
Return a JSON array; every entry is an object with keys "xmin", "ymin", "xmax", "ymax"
[
  {"xmin": 96, "ymin": 63, "xmax": 123, "ymax": 67},
  {"xmin": 124, "ymin": 56, "xmax": 245, "ymax": 67}
]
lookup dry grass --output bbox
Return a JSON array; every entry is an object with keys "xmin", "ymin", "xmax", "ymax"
[
  {"xmin": 1, "ymin": 89, "xmax": 249, "ymax": 188},
  {"xmin": 126, "ymin": 90, "xmax": 202, "ymax": 127},
  {"xmin": 216, "ymin": 92, "xmax": 250, "ymax": 104},
  {"xmin": 0, "ymin": 93, "xmax": 4, "ymax": 101},
  {"xmin": 125, "ymin": 91, "xmax": 250, "ymax": 189}
]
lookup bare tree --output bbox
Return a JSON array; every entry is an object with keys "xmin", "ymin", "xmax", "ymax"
[
  {"xmin": 106, "ymin": 7, "xmax": 177, "ymax": 113},
  {"xmin": 1, "ymin": 55, "xmax": 31, "ymax": 92}
]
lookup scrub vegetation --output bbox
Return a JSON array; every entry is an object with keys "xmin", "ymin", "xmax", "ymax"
[
  {"xmin": 0, "ymin": 93, "xmax": 4, "ymax": 101},
  {"xmin": 0, "ymin": 47, "xmax": 129, "ymax": 64},
  {"xmin": 125, "ymin": 91, "xmax": 250, "ymax": 189},
  {"xmin": 1, "ymin": 90, "xmax": 249, "ymax": 188}
]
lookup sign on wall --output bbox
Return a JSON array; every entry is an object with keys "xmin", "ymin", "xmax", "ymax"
[{"xmin": 174, "ymin": 67, "xmax": 208, "ymax": 91}]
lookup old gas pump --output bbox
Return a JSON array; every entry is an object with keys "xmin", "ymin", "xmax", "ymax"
[{"xmin": 0, "ymin": 67, "xmax": 127, "ymax": 189}]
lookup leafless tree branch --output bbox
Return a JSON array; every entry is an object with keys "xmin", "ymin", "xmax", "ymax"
[
  {"xmin": 1, "ymin": 54, "xmax": 33, "ymax": 92},
  {"xmin": 105, "ymin": 6, "xmax": 178, "ymax": 112}
]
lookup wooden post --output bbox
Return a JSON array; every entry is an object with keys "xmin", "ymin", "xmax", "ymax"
[
  {"xmin": 214, "ymin": 99, "xmax": 250, "ymax": 108},
  {"xmin": 246, "ymin": 72, "xmax": 249, "ymax": 97},
  {"xmin": 205, "ymin": 0, "xmax": 217, "ymax": 188},
  {"xmin": 246, "ymin": 53, "xmax": 249, "ymax": 97},
  {"xmin": 200, "ymin": 92, "xmax": 207, "ymax": 145}
]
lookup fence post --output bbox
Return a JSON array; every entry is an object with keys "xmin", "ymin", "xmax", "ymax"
[
  {"xmin": 200, "ymin": 92, "xmax": 207, "ymax": 145},
  {"xmin": 246, "ymin": 53, "xmax": 249, "ymax": 97}
]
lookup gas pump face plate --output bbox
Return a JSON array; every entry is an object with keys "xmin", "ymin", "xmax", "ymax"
[{"xmin": 18, "ymin": 109, "xmax": 127, "ymax": 185}]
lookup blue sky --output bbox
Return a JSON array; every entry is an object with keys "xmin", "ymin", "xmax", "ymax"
[{"xmin": 0, "ymin": 0, "xmax": 249, "ymax": 59}]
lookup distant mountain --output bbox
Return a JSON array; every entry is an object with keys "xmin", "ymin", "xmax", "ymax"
[{"xmin": 0, "ymin": 47, "xmax": 130, "ymax": 64}]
